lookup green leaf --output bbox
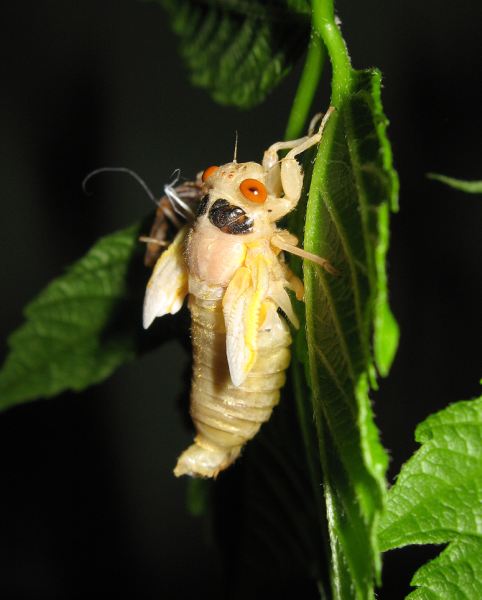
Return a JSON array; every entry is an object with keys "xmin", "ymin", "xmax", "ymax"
[
  {"xmin": 407, "ymin": 538, "xmax": 482, "ymax": 600},
  {"xmin": 301, "ymin": 68, "xmax": 399, "ymax": 599},
  {"xmin": 378, "ymin": 397, "xmax": 482, "ymax": 599},
  {"xmin": 0, "ymin": 223, "xmax": 155, "ymax": 410},
  {"xmin": 427, "ymin": 173, "xmax": 482, "ymax": 194},
  {"xmin": 156, "ymin": 0, "xmax": 311, "ymax": 108}
]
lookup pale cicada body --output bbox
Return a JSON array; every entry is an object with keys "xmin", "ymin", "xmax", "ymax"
[{"xmin": 143, "ymin": 110, "xmax": 336, "ymax": 478}]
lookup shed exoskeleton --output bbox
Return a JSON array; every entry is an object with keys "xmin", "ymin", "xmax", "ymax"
[{"xmin": 143, "ymin": 109, "xmax": 336, "ymax": 478}]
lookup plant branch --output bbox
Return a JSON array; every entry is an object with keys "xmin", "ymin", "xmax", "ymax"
[
  {"xmin": 284, "ymin": 30, "xmax": 326, "ymax": 140},
  {"xmin": 312, "ymin": 0, "xmax": 352, "ymax": 106}
]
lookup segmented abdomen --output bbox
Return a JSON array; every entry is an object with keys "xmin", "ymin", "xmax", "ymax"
[{"xmin": 173, "ymin": 294, "xmax": 291, "ymax": 478}]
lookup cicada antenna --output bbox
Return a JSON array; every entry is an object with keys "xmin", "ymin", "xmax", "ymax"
[
  {"xmin": 233, "ymin": 131, "xmax": 239, "ymax": 163},
  {"xmin": 82, "ymin": 167, "xmax": 159, "ymax": 207}
]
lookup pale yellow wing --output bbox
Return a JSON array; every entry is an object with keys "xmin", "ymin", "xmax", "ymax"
[
  {"xmin": 143, "ymin": 226, "xmax": 189, "ymax": 329},
  {"xmin": 268, "ymin": 280, "xmax": 300, "ymax": 329},
  {"xmin": 222, "ymin": 253, "xmax": 270, "ymax": 387}
]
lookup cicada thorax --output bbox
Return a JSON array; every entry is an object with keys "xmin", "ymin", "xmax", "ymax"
[
  {"xmin": 174, "ymin": 285, "xmax": 292, "ymax": 478},
  {"xmin": 207, "ymin": 199, "xmax": 254, "ymax": 235},
  {"xmin": 186, "ymin": 201, "xmax": 255, "ymax": 288}
]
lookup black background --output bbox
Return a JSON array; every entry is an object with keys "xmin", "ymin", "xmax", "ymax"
[{"xmin": 0, "ymin": 1, "xmax": 481, "ymax": 598}]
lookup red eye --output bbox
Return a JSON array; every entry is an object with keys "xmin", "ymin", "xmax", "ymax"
[
  {"xmin": 239, "ymin": 179, "xmax": 267, "ymax": 204},
  {"xmin": 202, "ymin": 165, "xmax": 219, "ymax": 182}
]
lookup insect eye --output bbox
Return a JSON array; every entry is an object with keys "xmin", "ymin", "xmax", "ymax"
[
  {"xmin": 239, "ymin": 179, "xmax": 267, "ymax": 204},
  {"xmin": 202, "ymin": 165, "xmax": 219, "ymax": 182}
]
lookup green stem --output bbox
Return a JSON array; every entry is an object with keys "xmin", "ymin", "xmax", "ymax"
[
  {"xmin": 284, "ymin": 30, "xmax": 326, "ymax": 140},
  {"xmin": 284, "ymin": 1, "xmax": 355, "ymax": 593},
  {"xmin": 312, "ymin": 0, "xmax": 352, "ymax": 106}
]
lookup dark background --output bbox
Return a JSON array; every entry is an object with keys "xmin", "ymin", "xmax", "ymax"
[{"xmin": 0, "ymin": 1, "xmax": 481, "ymax": 598}]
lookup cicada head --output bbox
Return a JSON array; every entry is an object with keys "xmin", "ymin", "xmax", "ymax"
[{"xmin": 198, "ymin": 161, "xmax": 282, "ymax": 238}]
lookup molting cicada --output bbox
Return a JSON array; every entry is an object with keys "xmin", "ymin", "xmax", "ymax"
[{"xmin": 143, "ymin": 110, "xmax": 336, "ymax": 478}]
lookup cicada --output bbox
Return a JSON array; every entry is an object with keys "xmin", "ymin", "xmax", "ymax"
[
  {"xmin": 143, "ymin": 110, "xmax": 336, "ymax": 478},
  {"xmin": 141, "ymin": 173, "xmax": 203, "ymax": 267},
  {"xmin": 82, "ymin": 166, "xmax": 204, "ymax": 267}
]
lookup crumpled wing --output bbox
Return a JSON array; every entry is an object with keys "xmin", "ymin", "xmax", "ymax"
[
  {"xmin": 143, "ymin": 226, "xmax": 189, "ymax": 329},
  {"xmin": 222, "ymin": 253, "xmax": 270, "ymax": 387},
  {"xmin": 268, "ymin": 280, "xmax": 300, "ymax": 329}
]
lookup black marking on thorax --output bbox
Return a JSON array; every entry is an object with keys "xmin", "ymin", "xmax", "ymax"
[
  {"xmin": 196, "ymin": 195, "xmax": 210, "ymax": 217},
  {"xmin": 207, "ymin": 199, "xmax": 253, "ymax": 235}
]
